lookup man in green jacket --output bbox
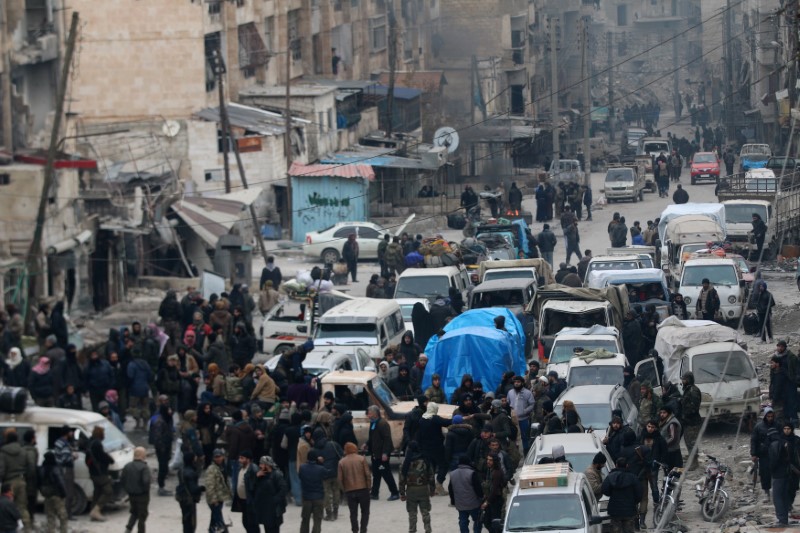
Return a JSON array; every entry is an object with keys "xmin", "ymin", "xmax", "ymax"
[
  {"xmin": 121, "ymin": 447, "xmax": 151, "ymax": 533},
  {"xmin": 204, "ymin": 449, "xmax": 231, "ymax": 533}
]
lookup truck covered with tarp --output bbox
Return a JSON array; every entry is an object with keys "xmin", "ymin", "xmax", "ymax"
[
  {"xmin": 422, "ymin": 308, "xmax": 526, "ymax": 400},
  {"xmin": 478, "ymin": 258, "xmax": 556, "ymax": 286}
]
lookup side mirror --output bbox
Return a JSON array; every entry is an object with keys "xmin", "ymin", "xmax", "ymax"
[
  {"xmin": 297, "ymin": 325, "xmax": 308, "ymax": 333},
  {"xmin": 491, "ymin": 518, "xmax": 503, "ymax": 533},
  {"xmin": 739, "ymin": 279, "xmax": 746, "ymax": 288},
  {"xmin": 589, "ymin": 515, "xmax": 605, "ymax": 526}
]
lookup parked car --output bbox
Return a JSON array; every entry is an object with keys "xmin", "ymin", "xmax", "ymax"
[
  {"xmin": 546, "ymin": 326, "xmax": 622, "ymax": 379},
  {"xmin": 264, "ymin": 348, "xmax": 374, "ymax": 379},
  {"xmin": 553, "ymin": 384, "xmax": 639, "ymax": 439},
  {"xmin": 604, "ymin": 166, "xmax": 645, "ymax": 202},
  {"xmin": 303, "ymin": 214, "xmax": 415, "ymax": 263},
  {"xmin": 690, "ymin": 152, "xmax": 721, "ymax": 184}
]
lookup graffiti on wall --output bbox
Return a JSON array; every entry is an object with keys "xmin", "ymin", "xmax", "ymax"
[{"xmin": 300, "ymin": 191, "xmax": 357, "ymax": 226}]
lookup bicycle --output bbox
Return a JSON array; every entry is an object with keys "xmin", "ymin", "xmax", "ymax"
[{"xmin": 653, "ymin": 461, "xmax": 683, "ymax": 529}]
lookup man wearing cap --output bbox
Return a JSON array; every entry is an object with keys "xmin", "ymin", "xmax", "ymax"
[
  {"xmin": 750, "ymin": 407, "xmax": 779, "ymax": 503},
  {"xmin": 338, "ymin": 442, "xmax": 372, "ymax": 533},
  {"xmin": 204, "ymin": 449, "xmax": 230, "ymax": 533},
  {"xmin": 658, "ymin": 406, "xmax": 683, "ymax": 472},
  {"xmin": 585, "ymin": 452, "xmax": 607, "ymax": 499},
  {"xmin": 120, "ymin": 447, "xmax": 150, "ymax": 533},
  {"xmin": 695, "ymin": 278, "xmax": 720, "ymax": 321},
  {"xmin": 507, "ymin": 376, "xmax": 534, "ymax": 454},
  {"xmin": 299, "ymin": 449, "xmax": 327, "ymax": 533},
  {"xmin": 768, "ymin": 421, "xmax": 800, "ymax": 526},
  {"xmin": 364, "ymin": 406, "xmax": 399, "ymax": 501},
  {"xmin": 233, "ymin": 451, "xmax": 258, "ymax": 533}
]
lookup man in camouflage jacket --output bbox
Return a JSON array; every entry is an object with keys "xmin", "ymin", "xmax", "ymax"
[{"xmin": 680, "ymin": 372, "xmax": 702, "ymax": 469}]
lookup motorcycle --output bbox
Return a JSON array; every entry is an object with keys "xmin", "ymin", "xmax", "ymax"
[
  {"xmin": 653, "ymin": 461, "xmax": 683, "ymax": 528},
  {"xmin": 695, "ymin": 455, "xmax": 730, "ymax": 522}
]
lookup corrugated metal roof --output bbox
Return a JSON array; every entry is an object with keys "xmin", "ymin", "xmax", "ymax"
[
  {"xmin": 171, "ymin": 189, "xmax": 260, "ymax": 248},
  {"xmin": 375, "ymin": 71, "xmax": 447, "ymax": 92},
  {"xmin": 365, "ymin": 85, "xmax": 422, "ymax": 100},
  {"xmin": 289, "ymin": 162, "xmax": 375, "ymax": 181},
  {"xmin": 195, "ymin": 103, "xmax": 310, "ymax": 137},
  {"xmin": 320, "ymin": 146, "xmax": 438, "ymax": 170}
]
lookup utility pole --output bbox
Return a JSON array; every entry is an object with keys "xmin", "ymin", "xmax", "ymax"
[
  {"xmin": 470, "ymin": 55, "xmax": 476, "ymax": 124},
  {"xmin": 773, "ymin": 19, "xmax": 781, "ymax": 147},
  {"xmin": 385, "ymin": 2, "xmax": 398, "ymax": 138},
  {"xmin": 26, "ymin": 11, "xmax": 79, "ymax": 325},
  {"xmin": 284, "ymin": 10, "xmax": 293, "ymax": 239},
  {"xmin": 0, "ymin": 0, "xmax": 12, "ymax": 151},
  {"xmin": 581, "ymin": 18, "xmax": 591, "ymax": 186},
  {"xmin": 212, "ymin": 48, "xmax": 231, "ymax": 193},
  {"xmin": 672, "ymin": 37, "xmax": 680, "ymax": 121},
  {"xmin": 723, "ymin": 0, "xmax": 735, "ymax": 141},
  {"xmin": 549, "ymin": 16, "xmax": 560, "ymax": 161},
  {"xmin": 607, "ymin": 31, "xmax": 615, "ymax": 142}
]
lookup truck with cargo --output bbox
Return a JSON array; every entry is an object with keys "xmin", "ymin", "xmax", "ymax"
[
  {"xmin": 656, "ymin": 203, "xmax": 727, "ymax": 283},
  {"xmin": 478, "ymin": 258, "xmax": 555, "ymax": 286}
]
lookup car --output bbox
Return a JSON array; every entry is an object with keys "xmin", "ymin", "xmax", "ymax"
[
  {"xmin": 764, "ymin": 155, "xmax": 799, "ymax": 175},
  {"xmin": 566, "ymin": 352, "xmax": 628, "ymax": 387},
  {"xmin": 546, "ymin": 327, "xmax": 622, "ymax": 379},
  {"xmin": 739, "ymin": 143, "xmax": 772, "ymax": 172},
  {"xmin": 499, "ymin": 464, "xmax": 604, "ymax": 533},
  {"xmin": 264, "ymin": 348, "xmax": 374, "ymax": 379},
  {"xmin": 396, "ymin": 298, "xmax": 430, "ymax": 338},
  {"xmin": 690, "ymin": 152, "xmax": 721, "ymax": 184},
  {"xmin": 553, "ymin": 384, "xmax": 639, "ymax": 439},
  {"xmin": 583, "ymin": 254, "xmax": 646, "ymax": 285},
  {"xmin": 0, "ymin": 407, "xmax": 135, "ymax": 515},
  {"xmin": 303, "ymin": 214, "xmax": 415, "ymax": 263}
]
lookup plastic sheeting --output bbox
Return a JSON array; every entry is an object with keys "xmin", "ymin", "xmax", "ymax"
[
  {"xmin": 422, "ymin": 308, "xmax": 527, "ymax": 400},
  {"xmin": 654, "ymin": 316, "xmax": 745, "ymax": 383},
  {"xmin": 657, "ymin": 203, "xmax": 727, "ymax": 244}
]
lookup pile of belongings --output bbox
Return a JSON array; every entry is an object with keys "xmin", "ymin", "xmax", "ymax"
[
  {"xmin": 418, "ymin": 237, "xmax": 461, "ymax": 267},
  {"xmin": 280, "ymin": 268, "xmax": 334, "ymax": 296}
]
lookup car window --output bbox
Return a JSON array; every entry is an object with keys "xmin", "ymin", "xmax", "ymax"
[
  {"xmin": 582, "ymin": 485, "xmax": 594, "ymax": 517},
  {"xmin": 333, "ymin": 226, "xmax": 355, "ymax": 238},
  {"xmin": 359, "ymin": 227, "xmax": 380, "ymax": 239},
  {"xmin": 681, "ymin": 265, "xmax": 738, "ymax": 286},
  {"xmin": 380, "ymin": 325, "xmax": 388, "ymax": 347}
]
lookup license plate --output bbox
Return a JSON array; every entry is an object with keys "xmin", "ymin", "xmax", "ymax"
[{"xmin": 701, "ymin": 174, "xmax": 709, "ymax": 178}]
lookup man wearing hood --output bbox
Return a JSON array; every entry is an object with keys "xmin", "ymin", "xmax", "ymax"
[
  {"xmin": 389, "ymin": 366, "xmax": 415, "ymax": 401},
  {"xmin": 333, "ymin": 405, "xmax": 358, "ymax": 447},
  {"xmin": 603, "ymin": 416, "xmax": 634, "ymax": 461},
  {"xmin": 313, "ymin": 428, "xmax": 344, "ymax": 521},
  {"xmin": 399, "ymin": 441, "xmax": 435, "ymax": 533},
  {"xmin": 410, "ymin": 355, "xmax": 428, "ymax": 393},
  {"xmin": 751, "ymin": 407, "xmax": 779, "ymax": 503},
  {"xmin": 49, "ymin": 302, "xmax": 68, "ymax": 350},
  {"xmin": 429, "ymin": 297, "xmax": 455, "ymax": 333},
  {"xmin": 338, "ymin": 442, "xmax": 372, "ymax": 533},
  {"xmin": 507, "ymin": 375, "xmax": 534, "ymax": 454},
  {"xmin": 55, "ymin": 344, "xmax": 84, "ymax": 398},
  {"xmin": 230, "ymin": 322, "xmax": 256, "ymax": 368},
  {"xmin": 0, "ymin": 429, "xmax": 32, "ymax": 530},
  {"xmin": 754, "ymin": 280, "xmax": 774, "ymax": 344},
  {"xmin": 450, "ymin": 375, "xmax": 474, "ymax": 407},
  {"xmin": 275, "ymin": 340, "xmax": 314, "ymax": 388},
  {"xmin": 602, "ymin": 457, "xmax": 642, "ymax": 532},
  {"xmin": 680, "ymin": 371, "xmax": 702, "ymax": 469},
  {"xmin": 417, "ymin": 403, "xmax": 449, "ymax": 496},
  {"xmin": 622, "ymin": 310, "xmax": 643, "ymax": 366},
  {"xmin": 619, "ymin": 430, "xmax": 650, "ymax": 529},
  {"xmin": 769, "ymin": 354, "xmax": 796, "ymax": 426},
  {"xmin": 399, "ymin": 331, "xmax": 422, "ymax": 367},
  {"xmin": 158, "ymin": 290, "xmax": 182, "ymax": 354},
  {"xmin": 444, "ymin": 415, "xmax": 474, "ymax": 471},
  {"xmin": 769, "ymin": 421, "xmax": 800, "ymax": 526}
]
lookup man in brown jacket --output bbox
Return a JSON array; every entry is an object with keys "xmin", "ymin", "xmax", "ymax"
[
  {"xmin": 362, "ymin": 406, "xmax": 399, "ymax": 501},
  {"xmin": 338, "ymin": 442, "xmax": 372, "ymax": 533}
]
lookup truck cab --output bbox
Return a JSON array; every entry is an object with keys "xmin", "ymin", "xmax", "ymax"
[
  {"xmin": 604, "ymin": 166, "xmax": 645, "ymax": 203},
  {"xmin": 739, "ymin": 143, "xmax": 772, "ymax": 172},
  {"xmin": 536, "ymin": 300, "xmax": 614, "ymax": 362},
  {"xmin": 679, "ymin": 258, "xmax": 745, "ymax": 322},
  {"xmin": 546, "ymin": 327, "xmax": 622, "ymax": 379},
  {"xmin": 721, "ymin": 199, "xmax": 772, "ymax": 255},
  {"xmin": 394, "ymin": 265, "xmax": 471, "ymax": 303},
  {"xmin": 548, "ymin": 159, "xmax": 583, "ymax": 184}
]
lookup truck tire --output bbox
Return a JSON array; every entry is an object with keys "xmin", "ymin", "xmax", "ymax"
[
  {"xmin": 633, "ymin": 193, "xmax": 639, "ymax": 203},
  {"xmin": 71, "ymin": 485, "xmax": 88, "ymax": 515},
  {"xmin": 639, "ymin": 190, "xmax": 644, "ymax": 201}
]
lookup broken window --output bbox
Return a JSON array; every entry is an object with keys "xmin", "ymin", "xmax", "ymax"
[
  {"xmin": 288, "ymin": 10, "xmax": 302, "ymax": 61},
  {"xmin": 369, "ymin": 15, "xmax": 387, "ymax": 52},
  {"xmin": 204, "ymin": 33, "xmax": 222, "ymax": 92},
  {"xmin": 238, "ymin": 22, "xmax": 268, "ymax": 77}
]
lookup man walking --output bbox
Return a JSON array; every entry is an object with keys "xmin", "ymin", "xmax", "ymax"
[
  {"xmin": 769, "ymin": 421, "xmax": 800, "ymax": 526},
  {"xmin": 38, "ymin": 452, "xmax": 67, "ymax": 533},
  {"xmin": 564, "ymin": 221, "xmax": 582, "ymax": 265},
  {"xmin": 399, "ymin": 442, "xmax": 435, "ymax": 533},
  {"xmin": 53, "ymin": 426, "xmax": 76, "ymax": 520},
  {"xmin": 148, "ymin": 404, "xmax": 173, "ymax": 496},
  {"xmin": 299, "ymin": 450, "xmax": 326, "ymax": 533},
  {"xmin": 536, "ymin": 224, "xmax": 557, "ymax": 267},
  {"xmin": 448, "ymin": 456, "xmax": 483, "ymax": 533},
  {"xmin": 750, "ymin": 407, "xmax": 779, "ymax": 503},
  {"xmin": 204, "ymin": 449, "xmax": 231, "ymax": 533},
  {"xmin": 342, "ymin": 233, "xmax": 360, "ymax": 283},
  {"xmin": 680, "ymin": 372, "xmax": 702, "ymax": 470},
  {"xmin": 754, "ymin": 281, "xmax": 774, "ymax": 344},
  {"xmin": 507, "ymin": 376, "xmax": 535, "ymax": 454},
  {"xmin": 338, "ymin": 442, "xmax": 372, "ymax": 533},
  {"xmin": 602, "ymin": 457, "xmax": 642, "ymax": 533},
  {"xmin": 121, "ymin": 447, "xmax": 151, "ymax": 533},
  {"xmin": 233, "ymin": 451, "xmax": 258, "ymax": 533},
  {"xmin": 175, "ymin": 451, "xmax": 204, "ymax": 533},
  {"xmin": 364, "ymin": 406, "xmax": 399, "ymax": 500}
]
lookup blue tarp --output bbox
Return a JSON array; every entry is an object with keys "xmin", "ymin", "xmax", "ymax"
[
  {"xmin": 512, "ymin": 219, "xmax": 530, "ymax": 258},
  {"xmin": 422, "ymin": 309, "xmax": 527, "ymax": 401}
]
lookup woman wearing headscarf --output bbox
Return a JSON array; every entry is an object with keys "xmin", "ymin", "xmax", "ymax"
[
  {"xmin": 3, "ymin": 347, "xmax": 30, "ymax": 388},
  {"xmin": 411, "ymin": 303, "xmax": 435, "ymax": 350},
  {"xmin": 28, "ymin": 356, "xmax": 55, "ymax": 406},
  {"xmin": 562, "ymin": 400, "xmax": 584, "ymax": 433},
  {"xmin": 196, "ymin": 402, "xmax": 225, "ymax": 467}
]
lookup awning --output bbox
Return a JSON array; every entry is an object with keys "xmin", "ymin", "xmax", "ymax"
[
  {"xmin": 171, "ymin": 188, "xmax": 263, "ymax": 248},
  {"xmin": 46, "ymin": 230, "xmax": 93, "ymax": 255},
  {"xmin": 14, "ymin": 150, "xmax": 98, "ymax": 170},
  {"xmin": 289, "ymin": 162, "xmax": 375, "ymax": 180}
]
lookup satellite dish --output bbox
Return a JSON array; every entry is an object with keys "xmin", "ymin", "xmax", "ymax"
[
  {"xmin": 162, "ymin": 120, "xmax": 181, "ymax": 138},
  {"xmin": 433, "ymin": 126, "xmax": 460, "ymax": 154}
]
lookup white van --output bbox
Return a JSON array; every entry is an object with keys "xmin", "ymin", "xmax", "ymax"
[
  {"xmin": 566, "ymin": 352, "xmax": 628, "ymax": 387},
  {"xmin": 0, "ymin": 407, "xmax": 135, "ymax": 515},
  {"xmin": 583, "ymin": 255, "xmax": 646, "ymax": 286},
  {"xmin": 393, "ymin": 265, "xmax": 471, "ymax": 302},
  {"xmin": 679, "ymin": 258, "xmax": 745, "ymax": 321},
  {"xmin": 313, "ymin": 298, "xmax": 406, "ymax": 363}
]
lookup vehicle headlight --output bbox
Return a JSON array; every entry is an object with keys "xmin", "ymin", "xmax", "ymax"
[
  {"xmin": 727, "ymin": 310, "xmax": 734, "ymax": 316},
  {"xmin": 728, "ymin": 295, "xmax": 737, "ymax": 304},
  {"xmin": 743, "ymin": 387, "xmax": 762, "ymax": 399},
  {"xmin": 684, "ymin": 296, "xmax": 692, "ymax": 304},
  {"xmin": 701, "ymin": 392, "xmax": 714, "ymax": 402}
]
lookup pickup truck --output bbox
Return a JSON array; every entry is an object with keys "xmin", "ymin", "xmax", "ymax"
[
  {"xmin": 739, "ymin": 143, "xmax": 772, "ymax": 171},
  {"xmin": 548, "ymin": 159, "xmax": 584, "ymax": 185},
  {"xmin": 478, "ymin": 258, "xmax": 555, "ymax": 286},
  {"xmin": 319, "ymin": 370, "xmax": 456, "ymax": 452},
  {"xmin": 603, "ymin": 166, "xmax": 645, "ymax": 203}
]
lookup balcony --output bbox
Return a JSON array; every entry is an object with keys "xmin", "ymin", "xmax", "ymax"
[{"xmin": 12, "ymin": 30, "xmax": 58, "ymax": 66}]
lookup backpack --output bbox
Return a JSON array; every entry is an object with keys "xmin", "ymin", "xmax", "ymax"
[
  {"xmin": 405, "ymin": 458, "xmax": 432, "ymax": 486},
  {"xmin": 224, "ymin": 375, "xmax": 244, "ymax": 403}
]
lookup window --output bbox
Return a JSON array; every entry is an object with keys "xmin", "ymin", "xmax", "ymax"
[
  {"xmin": 333, "ymin": 226, "xmax": 356, "ymax": 238},
  {"xmin": 204, "ymin": 169, "xmax": 225, "ymax": 182},
  {"xmin": 617, "ymin": 5, "xmax": 628, "ymax": 26},
  {"xmin": 208, "ymin": 0, "xmax": 221, "ymax": 15},
  {"xmin": 369, "ymin": 15, "xmax": 387, "ymax": 52},
  {"xmin": 318, "ymin": 112, "xmax": 325, "ymax": 132},
  {"xmin": 204, "ymin": 32, "xmax": 222, "ymax": 92},
  {"xmin": 238, "ymin": 22, "xmax": 268, "ymax": 77},
  {"xmin": 288, "ymin": 10, "xmax": 302, "ymax": 61},
  {"xmin": 217, "ymin": 130, "xmax": 233, "ymax": 153},
  {"xmin": 0, "ymin": 174, "xmax": 9, "ymax": 185},
  {"xmin": 359, "ymin": 227, "xmax": 379, "ymax": 239},
  {"xmin": 263, "ymin": 17, "xmax": 274, "ymax": 54}
]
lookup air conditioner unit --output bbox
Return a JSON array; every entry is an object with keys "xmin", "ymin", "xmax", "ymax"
[{"xmin": 422, "ymin": 146, "xmax": 447, "ymax": 168}]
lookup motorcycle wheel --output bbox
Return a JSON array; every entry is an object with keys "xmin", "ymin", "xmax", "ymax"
[
  {"xmin": 653, "ymin": 494, "xmax": 675, "ymax": 528},
  {"xmin": 700, "ymin": 490, "xmax": 730, "ymax": 522}
]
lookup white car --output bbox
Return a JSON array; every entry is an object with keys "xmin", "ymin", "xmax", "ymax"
[
  {"xmin": 303, "ymin": 214, "xmax": 415, "ymax": 263},
  {"xmin": 553, "ymin": 384, "xmax": 639, "ymax": 439},
  {"xmin": 396, "ymin": 298, "xmax": 430, "ymax": 338},
  {"xmin": 265, "ymin": 348, "xmax": 374, "ymax": 379}
]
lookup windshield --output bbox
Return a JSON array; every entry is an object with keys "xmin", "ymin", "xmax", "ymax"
[
  {"xmin": 569, "ymin": 366, "xmax": 624, "ymax": 387},
  {"xmin": 316, "ymin": 323, "xmax": 378, "ymax": 343},
  {"xmin": 643, "ymin": 142, "xmax": 669, "ymax": 153},
  {"xmin": 565, "ymin": 404, "xmax": 611, "ymax": 429},
  {"xmin": 543, "ymin": 310, "xmax": 609, "ymax": 336},
  {"xmin": 370, "ymin": 376, "xmax": 399, "ymax": 406},
  {"xmin": 726, "ymin": 204, "xmax": 768, "ymax": 224},
  {"xmin": 399, "ymin": 305, "xmax": 415, "ymax": 322},
  {"xmin": 528, "ymin": 451, "xmax": 611, "ymax": 476},
  {"xmin": 693, "ymin": 154, "xmax": 717, "ymax": 164},
  {"xmin": 99, "ymin": 420, "xmax": 134, "ymax": 452},
  {"xmin": 681, "ymin": 265, "xmax": 738, "ymax": 286},
  {"xmin": 742, "ymin": 145, "xmax": 771, "ymax": 156},
  {"xmin": 471, "ymin": 289, "xmax": 526, "ymax": 308},
  {"xmin": 588, "ymin": 260, "xmax": 639, "ymax": 272},
  {"xmin": 692, "ymin": 351, "xmax": 757, "ymax": 384},
  {"xmin": 549, "ymin": 340, "xmax": 619, "ymax": 364},
  {"xmin": 506, "ymin": 494, "xmax": 585, "ymax": 531},
  {"xmin": 395, "ymin": 276, "xmax": 450, "ymax": 299},
  {"xmin": 484, "ymin": 270, "xmax": 535, "ymax": 282},
  {"xmin": 605, "ymin": 170, "xmax": 634, "ymax": 182}
]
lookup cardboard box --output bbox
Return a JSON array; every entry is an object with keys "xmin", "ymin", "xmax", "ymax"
[{"xmin": 518, "ymin": 463, "xmax": 570, "ymax": 489}]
